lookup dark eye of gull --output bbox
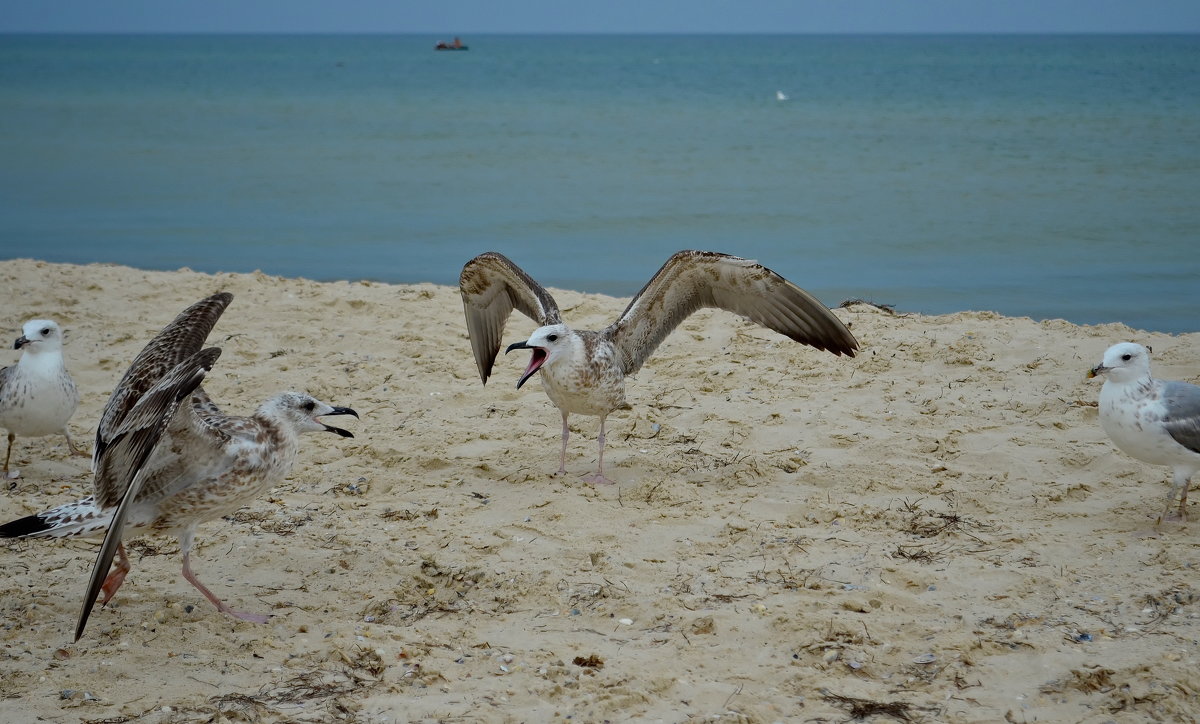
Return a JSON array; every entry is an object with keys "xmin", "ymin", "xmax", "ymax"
[
  {"xmin": 547, "ymin": 334, "xmax": 558, "ymax": 342},
  {"xmin": 302, "ymin": 400, "xmax": 316, "ymax": 412},
  {"xmin": 41, "ymin": 328, "xmax": 51, "ymax": 336},
  {"xmin": 1121, "ymin": 354, "xmax": 1132, "ymax": 361}
]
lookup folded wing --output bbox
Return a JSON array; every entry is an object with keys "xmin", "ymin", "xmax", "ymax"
[
  {"xmin": 1163, "ymin": 380, "xmax": 1200, "ymax": 455},
  {"xmin": 605, "ymin": 250, "xmax": 858, "ymax": 376},
  {"xmin": 460, "ymin": 252, "xmax": 563, "ymax": 384},
  {"xmin": 0, "ymin": 365, "xmax": 13, "ymax": 403}
]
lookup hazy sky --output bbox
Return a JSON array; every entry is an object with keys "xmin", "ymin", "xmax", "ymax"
[{"xmin": 4, "ymin": 0, "xmax": 1200, "ymax": 34}]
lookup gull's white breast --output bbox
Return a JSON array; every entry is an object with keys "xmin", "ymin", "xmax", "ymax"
[
  {"xmin": 1099, "ymin": 379, "xmax": 1189, "ymax": 466},
  {"xmin": 539, "ymin": 333, "xmax": 628, "ymax": 417},
  {"xmin": 0, "ymin": 353, "xmax": 78, "ymax": 437}
]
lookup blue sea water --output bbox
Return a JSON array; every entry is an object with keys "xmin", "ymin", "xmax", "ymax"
[{"xmin": 1, "ymin": 34, "xmax": 1197, "ymax": 332}]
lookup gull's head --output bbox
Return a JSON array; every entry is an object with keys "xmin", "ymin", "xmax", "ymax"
[
  {"xmin": 14, "ymin": 319, "xmax": 64, "ymax": 353},
  {"xmin": 1088, "ymin": 342, "xmax": 1152, "ymax": 383},
  {"xmin": 505, "ymin": 323, "xmax": 570, "ymax": 389},
  {"xmin": 262, "ymin": 392, "xmax": 359, "ymax": 437}
]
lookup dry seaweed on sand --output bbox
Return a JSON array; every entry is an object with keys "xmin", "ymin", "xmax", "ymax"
[
  {"xmin": 572, "ymin": 654, "xmax": 605, "ymax": 669},
  {"xmin": 379, "ymin": 507, "xmax": 439, "ymax": 521},
  {"xmin": 838, "ymin": 298, "xmax": 900, "ymax": 315},
  {"xmin": 890, "ymin": 543, "xmax": 945, "ymax": 564},
  {"xmin": 898, "ymin": 498, "xmax": 993, "ymax": 542},
  {"xmin": 820, "ymin": 691, "xmax": 930, "ymax": 722},
  {"xmin": 211, "ymin": 648, "xmax": 386, "ymax": 722}
]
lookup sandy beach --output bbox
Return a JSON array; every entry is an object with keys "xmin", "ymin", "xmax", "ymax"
[{"xmin": 1, "ymin": 258, "xmax": 1197, "ymax": 723}]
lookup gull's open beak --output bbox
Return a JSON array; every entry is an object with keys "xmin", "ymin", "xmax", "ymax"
[
  {"xmin": 13, "ymin": 335, "xmax": 28, "ymax": 350},
  {"xmin": 1087, "ymin": 364, "xmax": 1107, "ymax": 379},
  {"xmin": 506, "ymin": 341, "xmax": 547, "ymax": 390},
  {"xmin": 319, "ymin": 407, "xmax": 359, "ymax": 438}
]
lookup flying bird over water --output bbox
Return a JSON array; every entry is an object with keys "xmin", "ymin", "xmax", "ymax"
[
  {"xmin": 0, "ymin": 293, "xmax": 358, "ymax": 640},
  {"xmin": 460, "ymin": 250, "xmax": 858, "ymax": 484},
  {"xmin": 0, "ymin": 319, "xmax": 86, "ymax": 479},
  {"xmin": 1089, "ymin": 342, "xmax": 1200, "ymax": 526}
]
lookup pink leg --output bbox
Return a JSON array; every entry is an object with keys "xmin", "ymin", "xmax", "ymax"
[
  {"xmin": 555, "ymin": 412, "xmax": 570, "ymax": 476},
  {"xmin": 581, "ymin": 416, "xmax": 616, "ymax": 485},
  {"xmin": 179, "ymin": 532, "xmax": 270, "ymax": 623},
  {"xmin": 63, "ymin": 428, "xmax": 89, "ymax": 458},
  {"xmin": 99, "ymin": 543, "xmax": 131, "ymax": 605},
  {"xmin": 1158, "ymin": 470, "xmax": 1191, "ymax": 526}
]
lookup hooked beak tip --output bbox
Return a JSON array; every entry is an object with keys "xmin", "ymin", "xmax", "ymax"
[
  {"xmin": 505, "ymin": 341, "xmax": 530, "ymax": 355},
  {"xmin": 319, "ymin": 406, "xmax": 357, "ymax": 437}
]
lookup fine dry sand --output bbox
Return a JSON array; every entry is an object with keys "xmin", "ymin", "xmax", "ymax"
[{"xmin": 0, "ymin": 258, "xmax": 1198, "ymax": 723}]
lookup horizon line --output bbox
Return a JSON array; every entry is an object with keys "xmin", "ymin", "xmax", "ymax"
[{"xmin": 3, "ymin": 29, "xmax": 1199, "ymax": 36}]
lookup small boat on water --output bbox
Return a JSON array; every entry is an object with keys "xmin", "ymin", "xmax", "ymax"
[{"xmin": 435, "ymin": 37, "xmax": 469, "ymax": 51}]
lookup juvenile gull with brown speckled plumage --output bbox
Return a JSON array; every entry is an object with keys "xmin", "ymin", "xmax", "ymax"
[
  {"xmin": 460, "ymin": 250, "xmax": 858, "ymax": 484},
  {"xmin": 0, "ymin": 293, "xmax": 358, "ymax": 640}
]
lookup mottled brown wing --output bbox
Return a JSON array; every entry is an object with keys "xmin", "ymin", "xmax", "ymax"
[
  {"xmin": 459, "ymin": 252, "xmax": 563, "ymax": 384},
  {"xmin": 126, "ymin": 386, "xmax": 239, "ymax": 508},
  {"xmin": 604, "ymin": 250, "xmax": 858, "ymax": 376},
  {"xmin": 92, "ymin": 349, "xmax": 223, "ymax": 508},
  {"xmin": 93, "ymin": 293, "xmax": 232, "ymax": 469},
  {"xmin": 77, "ymin": 348, "xmax": 219, "ymax": 641}
]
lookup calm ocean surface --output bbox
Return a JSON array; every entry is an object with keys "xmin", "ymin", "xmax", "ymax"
[{"xmin": 1, "ymin": 34, "xmax": 1197, "ymax": 332}]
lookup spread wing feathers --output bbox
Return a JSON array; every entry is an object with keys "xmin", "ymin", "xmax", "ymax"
[
  {"xmin": 93, "ymin": 348, "xmax": 222, "ymax": 508},
  {"xmin": 76, "ymin": 348, "xmax": 219, "ymax": 642},
  {"xmin": 1162, "ymin": 380, "xmax": 1200, "ymax": 455},
  {"xmin": 94, "ymin": 292, "xmax": 232, "ymax": 469},
  {"xmin": 605, "ymin": 251, "xmax": 859, "ymax": 376},
  {"xmin": 460, "ymin": 252, "xmax": 563, "ymax": 384}
]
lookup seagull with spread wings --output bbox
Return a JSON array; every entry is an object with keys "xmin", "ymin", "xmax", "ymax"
[
  {"xmin": 0, "ymin": 293, "xmax": 358, "ymax": 640},
  {"xmin": 460, "ymin": 250, "xmax": 858, "ymax": 484}
]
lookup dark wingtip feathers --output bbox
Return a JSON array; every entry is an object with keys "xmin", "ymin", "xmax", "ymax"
[
  {"xmin": 831, "ymin": 332, "xmax": 859, "ymax": 358},
  {"xmin": 0, "ymin": 513, "xmax": 52, "ymax": 539}
]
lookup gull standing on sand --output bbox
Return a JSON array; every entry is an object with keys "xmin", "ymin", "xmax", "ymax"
[
  {"xmin": 460, "ymin": 250, "xmax": 858, "ymax": 484},
  {"xmin": 1089, "ymin": 342, "xmax": 1200, "ymax": 525},
  {"xmin": 0, "ymin": 319, "xmax": 86, "ymax": 479},
  {"xmin": 0, "ymin": 293, "xmax": 358, "ymax": 640}
]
